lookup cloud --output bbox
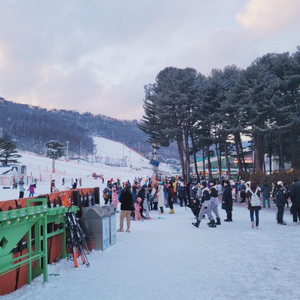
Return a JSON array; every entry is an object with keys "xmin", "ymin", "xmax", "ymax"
[
  {"xmin": 236, "ymin": 0, "xmax": 300, "ymax": 34},
  {"xmin": 0, "ymin": 0, "xmax": 299, "ymax": 120}
]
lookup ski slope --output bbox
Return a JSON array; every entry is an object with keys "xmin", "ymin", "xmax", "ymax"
[{"xmin": 0, "ymin": 136, "xmax": 173, "ymax": 201}]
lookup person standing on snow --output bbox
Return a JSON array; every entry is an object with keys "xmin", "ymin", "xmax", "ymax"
[
  {"xmin": 28, "ymin": 183, "xmax": 35, "ymax": 197},
  {"xmin": 112, "ymin": 183, "xmax": 119, "ymax": 212},
  {"xmin": 167, "ymin": 181, "xmax": 175, "ymax": 214},
  {"xmin": 19, "ymin": 181, "xmax": 25, "ymax": 198},
  {"xmin": 290, "ymin": 178, "xmax": 300, "ymax": 225},
  {"xmin": 208, "ymin": 180, "xmax": 221, "ymax": 225},
  {"xmin": 261, "ymin": 179, "xmax": 271, "ymax": 208},
  {"xmin": 276, "ymin": 181, "xmax": 287, "ymax": 225},
  {"xmin": 222, "ymin": 180, "xmax": 233, "ymax": 222},
  {"xmin": 192, "ymin": 181, "xmax": 216, "ymax": 228},
  {"xmin": 50, "ymin": 179, "xmax": 56, "ymax": 193},
  {"xmin": 157, "ymin": 182, "xmax": 165, "ymax": 214},
  {"xmin": 246, "ymin": 181, "xmax": 261, "ymax": 229},
  {"xmin": 117, "ymin": 185, "xmax": 133, "ymax": 232}
]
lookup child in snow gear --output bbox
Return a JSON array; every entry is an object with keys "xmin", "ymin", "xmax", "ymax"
[{"xmin": 134, "ymin": 198, "xmax": 142, "ymax": 221}]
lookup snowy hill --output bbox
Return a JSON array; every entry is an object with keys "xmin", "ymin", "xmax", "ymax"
[{"xmin": 0, "ymin": 136, "xmax": 173, "ymax": 201}]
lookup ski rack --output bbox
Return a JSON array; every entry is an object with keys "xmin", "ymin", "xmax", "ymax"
[{"xmin": 0, "ymin": 198, "xmax": 78, "ymax": 285}]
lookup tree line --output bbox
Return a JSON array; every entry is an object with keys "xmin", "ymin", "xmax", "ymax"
[
  {"xmin": 139, "ymin": 47, "xmax": 300, "ymax": 180},
  {"xmin": 0, "ymin": 98, "xmax": 179, "ymax": 159}
]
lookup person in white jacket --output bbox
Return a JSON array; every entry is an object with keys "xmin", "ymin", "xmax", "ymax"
[{"xmin": 157, "ymin": 182, "xmax": 165, "ymax": 214}]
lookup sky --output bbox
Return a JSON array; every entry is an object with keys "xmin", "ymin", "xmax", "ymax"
[{"xmin": 0, "ymin": 0, "xmax": 299, "ymax": 120}]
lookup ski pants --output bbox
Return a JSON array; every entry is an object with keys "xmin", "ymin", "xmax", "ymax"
[
  {"xmin": 277, "ymin": 205, "xmax": 284, "ymax": 223},
  {"xmin": 208, "ymin": 203, "xmax": 220, "ymax": 218},
  {"xmin": 144, "ymin": 198, "xmax": 150, "ymax": 218},
  {"xmin": 198, "ymin": 206, "xmax": 214, "ymax": 222}
]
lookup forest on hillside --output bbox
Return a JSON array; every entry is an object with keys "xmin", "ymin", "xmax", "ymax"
[{"xmin": 0, "ymin": 98, "xmax": 178, "ymax": 159}]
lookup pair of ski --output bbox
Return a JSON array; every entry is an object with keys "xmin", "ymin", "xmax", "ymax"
[{"xmin": 65, "ymin": 209, "xmax": 91, "ymax": 268}]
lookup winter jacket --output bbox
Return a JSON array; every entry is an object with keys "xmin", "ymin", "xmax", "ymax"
[
  {"xmin": 132, "ymin": 187, "xmax": 138, "ymax": 203},
  {"xmin": 222, "ymin": 185, "xmax": 233, "ymax": 211},
  {"xmin": 19, "ymin": 183, "xmax": 25, "ymax": 192},
  {"xmin": 290, "ymin": 181, "xmax": 300, "ymax": 211},
  {"xmin": 209, "ymin": 185, "xmax": 218, "ymax": 198},
  {"xmin": 157, "ymin": 185, "xmax": 165, "ymax": 207},
  {"xmin": 261, "ymin": 183, "xmax": 271, "ymax": 198},
  {"xmin": 209, "ymin": 186, "xmax": 219, "ymax": 205},
  {"xmin": 119, "ymin": 190, "xmax": 133, "ymax": 211},
  {"xmin": 201, "ymin": 188, "xmax": 211, "ymax": 207},
  {"xmin": 112, "ymin": 187, "xmax": 118, "ymax": 202},
  {"xmin": 138, "ymin": 186, "xmax": 146, "ymax": 200},
  {"xmin": 191, "ymin": 185, "xmax": 198, "ymax": 199},
  {"xmin": 247, "ymin": 182, "xmax": 261, "ymax": 211},
  {"xmin": 167, "ymin": 185, "xmax": 175, "ymax": 199},
  {"xmin": 275, "ymin": 189, "xmax": 286, "ymax": 207}
]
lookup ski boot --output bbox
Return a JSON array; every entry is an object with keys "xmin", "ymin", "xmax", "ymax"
[
  {"xmin": 192, "ymin": 220, "xmax": 200, "ymax": 228},
  {"xmin": 208, "ymin": 220, "xmax": 217, "ymax": 228}
]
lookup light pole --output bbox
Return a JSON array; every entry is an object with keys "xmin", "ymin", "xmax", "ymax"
[
  {"xmin": 151, "ymin": 143, "xmax": 159, "ymax": 176},
  {"xmin": 66, "ymin": 141, "xmax": 69, "ymax": 159},
  {"xmin": 91, "ymin": 144, "xmax": 97, "ymax": 165},
  {"xmin": 0, "ymin": 127, "xmax": 3, "ymax": 139}
]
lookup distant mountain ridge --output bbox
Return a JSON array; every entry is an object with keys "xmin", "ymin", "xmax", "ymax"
[{"xmin": 0, "ymin": 98, "xmax": 178, "ymax": 159}]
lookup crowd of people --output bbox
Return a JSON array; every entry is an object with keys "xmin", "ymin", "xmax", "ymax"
[{"xmin": 108, "ymin": 176, "xmax": 300, "ymax": 232}]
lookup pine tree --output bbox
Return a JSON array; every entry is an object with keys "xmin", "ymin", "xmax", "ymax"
[
  {"xmin": 0, "ymin": 135, "xmax": 21, "ymax": 165},
  {"xmin": 45, "ymin": 140, "xmax": 65, "ymax": 173}
]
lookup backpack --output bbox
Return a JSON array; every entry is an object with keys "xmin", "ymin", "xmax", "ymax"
[{"xmin": 249, "ymin": 188, "xmax": 261, "ymax": 207}]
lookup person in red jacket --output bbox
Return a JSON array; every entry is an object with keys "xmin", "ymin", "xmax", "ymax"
[{"xmin": 167, "ymin": 181, "xmax": 175, "ymax": 214}]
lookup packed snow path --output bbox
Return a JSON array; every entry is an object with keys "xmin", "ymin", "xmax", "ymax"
[{"xmin": 2, "ymin": 203, "xmax": 299, "ymax": 300}]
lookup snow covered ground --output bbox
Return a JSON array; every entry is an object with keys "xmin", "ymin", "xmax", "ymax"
[
  {"xmin": 1, "ymin": 202, "xmax": 299, "ymax": 300},
  {"xmin": 1, "ymin": 137, "xmax": 300, "ymax": 299}
]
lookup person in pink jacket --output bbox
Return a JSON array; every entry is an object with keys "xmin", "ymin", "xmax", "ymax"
[
  {"xmin": 112, "ymin": 184, "xmax": 119, "ymax": 212},
  {"xmin": 28, "ymin": 183, "xmax": 35, "ymax": 197}
]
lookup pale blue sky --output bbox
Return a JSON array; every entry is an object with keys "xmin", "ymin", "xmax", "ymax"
[{"xmin": 0, "ymin": 0, "xmax": 299, "ymax": 120}]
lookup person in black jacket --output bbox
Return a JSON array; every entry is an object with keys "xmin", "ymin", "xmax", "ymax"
[
  {"xmin": 275, "ymin": 182, "xmax": 287, "ymax": 225},
  {"xmin": 222, "ymin": 180, "xmax": 233, "ymax": 222},
  {"xmin": 289, "ymin": 179, "xmax": 300, "ymax": 225},
  {"xmin": 117, "ymin": 185, "xmax": 133, "ymax": 232},
  {"xmin": 261, "ymin": 179, "xmax": 271, "ymax": 208},
  {"xmin": 240, "ymin": 180, "xmax": 246, "ymax": 204},
  {"xmin": 192, "ymin": 182, "xmax": 216, "ymax": 228}
]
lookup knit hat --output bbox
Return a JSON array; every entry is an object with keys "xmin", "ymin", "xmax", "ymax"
[{"xmin": 277, "ymin": 181, "xmax": 283, "ymax": 186}]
